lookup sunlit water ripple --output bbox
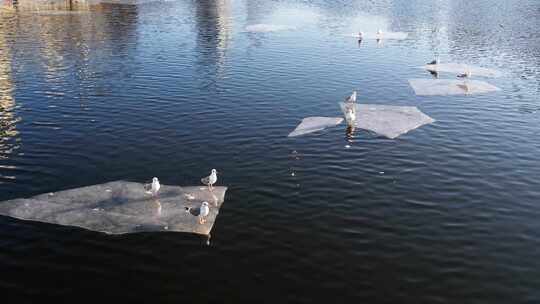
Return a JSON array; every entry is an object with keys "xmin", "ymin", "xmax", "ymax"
[{"xmin": 1, "ymin": 0, "xmax": 540, "ymax": 302}]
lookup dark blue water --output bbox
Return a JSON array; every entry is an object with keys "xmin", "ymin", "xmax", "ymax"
[{"xmin": 1, "ymin": 0, "xmax": 540, "ymax": 302}]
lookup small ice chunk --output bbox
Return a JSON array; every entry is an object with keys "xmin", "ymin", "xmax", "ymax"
[
  {"xmin": 244, "ymin": 24, "xmax": 294, "ymax": 33},
  {"xmin": 339, "ymin": 103, "xmax": 435, "ymax": 139},
  {"xmin": 288, "ymin": 117, "xmax": 344, "ymax": 137},
  {"xmin": 423, "ymin": 63, "xmax": 502, "ymax": 78},
  {"xmin": 408, "ymin": 79, "xmax": 501, "ymax": 96}
]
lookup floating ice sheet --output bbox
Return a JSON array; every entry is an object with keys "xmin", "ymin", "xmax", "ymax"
[
  {"xmin": 423, "ymin": 63, "xmax": 501, "ymax": 78},
  {"xmin": 0, "ymin": 181, "xmax": 228, "ymax": 236},
  {"xmin": 244, "ymin": 24, "xmax": 295, "ymax": 33},
  {"xmin": 408, "ymin": 79, "xmax": 501, "ymax": 96},
  {"xmin": 288, "ymin": 117, "xmax": 343, "ymax": 137},
  {"xmin": 339, "ymin": 103, "xmax": 435, "ymax": 139},
  {"xmin": 348, "ymin": 31, "xmax": 408, "ymax": 40}
]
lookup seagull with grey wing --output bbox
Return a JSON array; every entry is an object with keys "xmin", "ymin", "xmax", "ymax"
[
  {"xmin": 376, "ymin": 29, "xmax": 383, "ymax": 40},
  {"xmin": 457, "ymin": 69, "xmax": 472, "ymax": 79},
  {"xmin": 201, "ymin": 169, "xmax": 218, "ymax": 191},
  {"xmin": 345, "ymin": 90, "xmax": 357, "ymax": 103},
  {"xmin": 357, "ymin": 31, "xmax": 364, "ymax": 43},
  {"xmin": 144, "ymin": 177, "xmax": 161, "ymax": 197},
  {"xmin": 427, "ymin": 57, "xmax": 439, "ymax": 65}
]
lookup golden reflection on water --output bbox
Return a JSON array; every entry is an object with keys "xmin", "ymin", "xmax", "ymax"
[
  {"xmin": 195, "ymin": 0, "xmax": 232, "ymax": 78},
  {"xmin": 0, "ymin": 10, "xmax": 21, "ymax": 160}
]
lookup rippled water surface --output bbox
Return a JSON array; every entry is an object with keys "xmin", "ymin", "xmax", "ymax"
[{"xmin": 1, "ymin": 0, "xmax": 540, "ymax": 302}]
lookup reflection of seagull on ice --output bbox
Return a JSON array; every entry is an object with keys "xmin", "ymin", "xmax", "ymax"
[
  {"xmin": 155, "ymin": 200, "xmax": 162, "ymax": 217},
  {"xmin": 457, "ymin": 69, "xmax": 472, "ymax": 94},
  {"xmin": 199, "ymin": 202, "xmax": 209, "ymax": 224},
  {"xmin": 144, "ymin": 177, "xmax": 160, "ymax": 196},
  {"xmin": 344, "ymin": 91, "xmax": 357, "ymax": 130},
  {"xmin": 201, "ymin": 169, "xmax": 218, "ymax": 191},
  {"xmin": 345, "ymin": 106, "xmax": 356, "ymax": 129}
]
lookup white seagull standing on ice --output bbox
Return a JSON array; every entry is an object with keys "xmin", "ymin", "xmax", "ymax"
[
  {"xmin": 144, "ymin": 177, "xmax": 161, "ymax": 197},
  {"xmin": 199, "ymin": 201, "xmax": 210, "ymax": 224},
  {"xmin": 376, "ymin": 29, "xmax": 383, "ymax": 39},
  {"xmin": 201, "ymin": 169, "xmax": 218, "ymax": 191},
  {"xmin": 345, "ymin": 90, "xmax": 357, "ymax": 103}
]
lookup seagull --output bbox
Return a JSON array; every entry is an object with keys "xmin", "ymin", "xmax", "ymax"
[
  {"xmin": 201, "ymin": 169, "xmax": 218, "ymax": 191},
  {"xmin": 457, "ymin": 69, "xmax": 472, "ymax": 79},
  {"xmin": 199, "ymin": 201, "xmax": 210, "ymax": 224},
  {"xmin": 376, "ymin": 29, "xmax": 383, "ymax": 39},
  {"xmin": 358, "ymin": 31, "xmax": 364, "ymax": 41},
  {"xmin": 427, "ymin": 57, "xmax": 439, "ymax": 65},
  {"xmin": 345, "ymin": 90, "xmax": 357, "ymax": 103},
  {"xmin": 144, "ymin": 177, "xmax": 161, "ymax": 197}
]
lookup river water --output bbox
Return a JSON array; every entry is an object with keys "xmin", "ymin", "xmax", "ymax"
[{"xmin": 1, "ymin": 0, "xmax": 540, "ymax": 302}]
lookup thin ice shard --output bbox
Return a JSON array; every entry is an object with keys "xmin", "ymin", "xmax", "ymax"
[
  {"xmin": 423, "ymin": 63, "xmax": 502, "ymax": 78},
  {"xmin": 0, "ymin": 181, "xmax": 228, "ymax": 236},
  {"xmin": 339, "ymin": 103, "xmax": 435, "ymax": 139},
  {"xmin": 288, "ymin": 117, "xmax": 343, "ymax": 137},
  {"xmin": 408, "ymin": 79, "xmax": 501, "ymax": 96}
]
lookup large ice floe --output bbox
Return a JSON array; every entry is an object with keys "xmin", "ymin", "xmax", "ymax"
[
  {"xmin": 0, "ymin": 181, "xmax": 228, "ymax": 236},
  {"xmin": 339, "ymin": 103, "xmax": 435, "ymax": 139},
  {"xmin": 287, "ymin": 104, "xmax": 434, "ymax": 139}
]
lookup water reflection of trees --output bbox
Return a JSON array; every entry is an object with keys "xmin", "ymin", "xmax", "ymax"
[
  {"xmin": 0, "ymin": 2, "xmax": 139, "ymax": 160},
  {"xmin": 0, "ymin": 11, "xmax": 20, "ymax": 160},
  {"xmin": 194, "ymin": 0, "xmax": 232, "ymax": 82},
  {"xmin": 30, "ymin": 3, "xmax": 138, "ymax": 84}
]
